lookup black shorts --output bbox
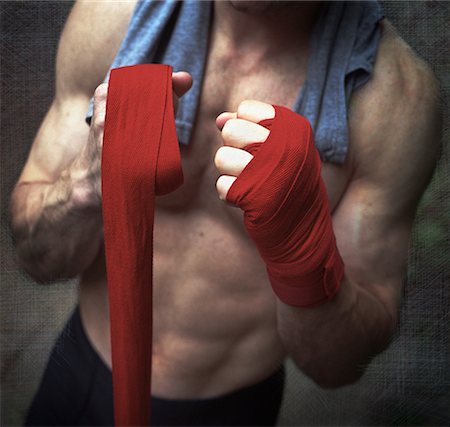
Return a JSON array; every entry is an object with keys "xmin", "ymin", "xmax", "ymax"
[{"xmin": 25, "ymin": 306, "xmax": 285, "ymax": 426}]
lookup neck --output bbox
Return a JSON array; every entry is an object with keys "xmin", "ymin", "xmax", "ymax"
[{"xmin": 212, "ymin": 1, "xmax": 321, "ymax": 55}]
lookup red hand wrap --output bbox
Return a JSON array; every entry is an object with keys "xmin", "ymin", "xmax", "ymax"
[
  {"xmin": 102, "ymin": 64, "xmax": 182, "ymax": 426},
  {"xmin": 226, "ymin": 105, "xmax": 344, "ymax": 307}
]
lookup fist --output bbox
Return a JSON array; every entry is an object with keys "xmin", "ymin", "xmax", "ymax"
[
  {"xmin": 215, "ymin": 100, "xmax": 275, "ymax": 201},
  {"xmin": 71, "ymin": 71, "xmax": 192, "ymax": 204}
]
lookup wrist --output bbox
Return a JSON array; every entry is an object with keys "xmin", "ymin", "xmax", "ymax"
[{"xmin": 269, "ymin": 236, "xmax": 344, "ymax": 307}]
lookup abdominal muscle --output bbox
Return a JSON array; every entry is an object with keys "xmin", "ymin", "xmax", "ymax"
[{"xmin": 78, "ymin": 180, "xmax": 287, "ymax": 399}]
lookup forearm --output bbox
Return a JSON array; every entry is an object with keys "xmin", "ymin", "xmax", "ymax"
[
  {"xmin": 10, "ymin": 165, "xmax": 102, "ymax": 283},
  {"xmin": 276, "ymin": 274, "xmax": 396, "ymax": 388}
]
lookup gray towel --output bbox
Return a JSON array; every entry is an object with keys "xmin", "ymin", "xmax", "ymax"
[{"xmin": 86, "ymin": 0, "xmax": 384, "ymax": 164}]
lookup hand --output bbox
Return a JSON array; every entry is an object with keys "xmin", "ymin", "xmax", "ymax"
[
  {"xmin": 215, "ymin": 100, "xmax": 343, "ymax": 307},
  {"xmin": 69, "ymin": 71, "xmax": 192, "ymax": 207},
  {"xmin": 214, "ymin": 100, "xmax": 275, "ymax": 201}
]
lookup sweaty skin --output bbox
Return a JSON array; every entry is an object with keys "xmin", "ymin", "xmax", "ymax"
[{"xmin": 10, "ymin": 0, "xmax": 440, "ymax": 398}]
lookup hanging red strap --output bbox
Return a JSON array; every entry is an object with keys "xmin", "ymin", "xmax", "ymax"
[{"xmin": 102, "ymin": 64, "xmax": 183, "ymax": 427}]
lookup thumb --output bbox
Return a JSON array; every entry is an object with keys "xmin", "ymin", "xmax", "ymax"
[{"xmin": 172, "ymin": 71, "xmax": 192, "ymax": 98}]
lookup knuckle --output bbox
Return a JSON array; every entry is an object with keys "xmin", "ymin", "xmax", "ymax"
[
  {"xmin": 221, "ymin": 119, "xmax": 238, "ymax": 141},
  {"xmin": 92, "ymin": 85, "xmax": 107, "ymax": 130},
  {"xmin": 214, "ymin": 147, "xmax": 227, "ymax": 170},
  {"xmin": 221, "ymin": 121, "xmax": 231, "ymax": 140},
  {"xmin": 92, "ymin": 113, "xmax": 105, "ymax": 131},
  {"xmin": 237, "ymin": 100, "xmax": 254, "ymax": 117},
  {"xmin": 215, "ymin": 176, "xmax": 226, "ymax": 200},
  {"xmin": 94, "ymin": 83, "xmax": 108, "ymax": 100},
  {"xmin": 237, "ymin": 100, "xmax": 274, "ymax": 122},
  {"xmin": 216, "ymin": 175, "xmax": 236, "ymax": 201}
]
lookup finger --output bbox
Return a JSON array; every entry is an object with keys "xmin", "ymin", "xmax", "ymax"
[
  {"xmin": 214, "ymin": 146, "xmax": 253, "ymax": 176},
  {"xmin": 216, "ymin": 175, "xmax": 237, "ymax": 201},
  {"xmin": 172, "ymin": 71, "xmax": 193, "ymax": 97},
  {"xmin": 221, "ymin": 118, "xmax": 269, "ymax": 149},
  {"xmin": 236, "ymin": 100, "xmax": 275, "ymax": 124},
  {"xmin": 94, "ymin": 83, "xmax": 108, "ymax": 101},
  {"xmin": 172, "ymin": 72, "xmax": 192, "ymax": 113},
  {"xmin": 92, "ymin": 83, "xmax": 108, "ymax": 131},
  {"xmin": 216, "ymin": 112, "xmax": 237, "ymax": 130}
]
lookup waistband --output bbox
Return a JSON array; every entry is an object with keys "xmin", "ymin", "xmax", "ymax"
[{"xmin": 70, "ymin": 305, "xmax": 285, "ymax": 393}]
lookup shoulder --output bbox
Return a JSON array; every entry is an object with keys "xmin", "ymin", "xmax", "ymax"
[
  {"xmin": 15, "ymin": 0, "xmax": 138, "ymax": 183},
  {"xmin": 346, "ymin": 19, "xmax": 442, "ymax": 216},
  {"xmin": 55, "ymin": 0, "xmax": 137, "ymax": 100}
]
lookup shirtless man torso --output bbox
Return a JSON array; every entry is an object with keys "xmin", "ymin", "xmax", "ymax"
[{"xmin": 11, "ymin": 0, "xmax": 441, "ymax": 424}]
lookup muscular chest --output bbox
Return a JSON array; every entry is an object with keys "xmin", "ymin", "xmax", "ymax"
[{"xmin": 157, "ymin": 51, "xmax": 348, "ymax": 214}]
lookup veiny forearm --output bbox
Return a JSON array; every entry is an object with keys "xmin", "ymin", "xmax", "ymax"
[
  {"xmin": 10, "ymin": 167, "xmax": 103, "ymax": 283},
  {"xmin": 276, "ymin": 274, "xmax": 396, "ymax": 388}
]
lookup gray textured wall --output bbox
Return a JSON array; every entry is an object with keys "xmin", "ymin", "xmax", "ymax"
[{"xmin": 1, "ymin": 1, "xmax": 449, "ymax": 426}]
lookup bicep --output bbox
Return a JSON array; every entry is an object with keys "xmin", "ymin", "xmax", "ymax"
[
  {"xmin": 56, "ymin": 0, "xmax": 136, "ymax": 100},
  {"xmin": 332, "ymin": 179, "xmax": 413, "ymax": 312},
  {"xmin": 332, "ymin": 25, "xmax": 441, "ymax": 314},
  {"xmin": 18, "ymin": 0, "xmax": 136, "ymax": 183}
]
